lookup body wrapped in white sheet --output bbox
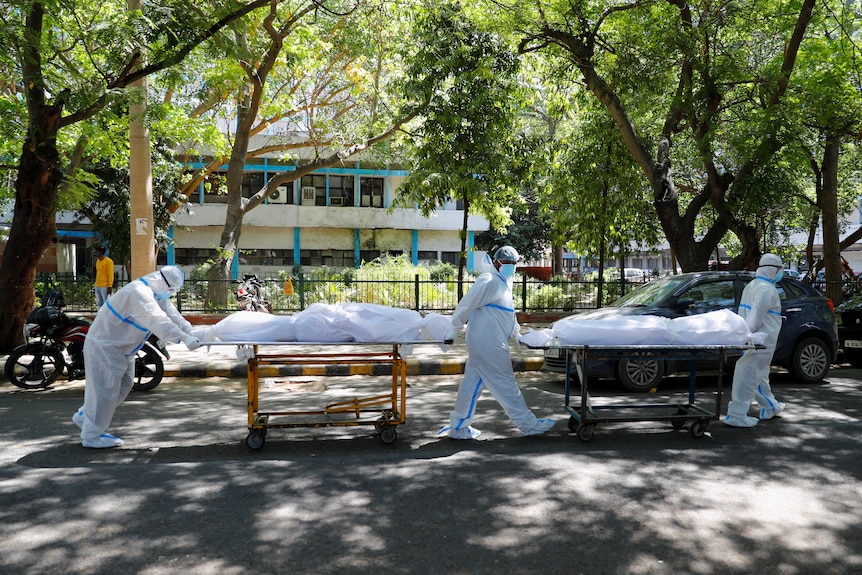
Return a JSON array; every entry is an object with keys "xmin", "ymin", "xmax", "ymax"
[
  {"xmin": 518, "ymin": 309, "xmax": 752, "ymax": 348},
  {"xmin": 553, "ymin": 314, "xmax": 674, "ymax": 345},
  {"xmin": 670, "ymin": 309, "xmax": 751, "ymax": 345},
  {"xmin": 199, "ymin": 303, "xmax": 452, "ymax": 343}
]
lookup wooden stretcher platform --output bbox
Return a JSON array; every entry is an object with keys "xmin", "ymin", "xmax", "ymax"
[{"xmin": 206, "ymin": 341, "xmax": 443, "ymax": 450}]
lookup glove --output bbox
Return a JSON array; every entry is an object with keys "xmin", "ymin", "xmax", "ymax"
[
  {"xmin": 750, "ymin": 332, "xmax": 768, "ymax": 346},
  {"xmin": 443, "ymin": 327, "xmax": 460, "ymax": 344},
  {"xmin": 236, "ymin": 345, "xmax": 255, "ymax": 360},
  {"xmin": 182, "ymin": 333, "xmax": 202, "ymax": 351},
  {"xmin": 512, "ymin": 332, "xmax": 522, "ymax": 349}
]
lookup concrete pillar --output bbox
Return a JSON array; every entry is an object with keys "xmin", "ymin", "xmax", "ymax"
[{"xmin": 128, "ymin": 0, "xmax": 155, "ymax": 280}]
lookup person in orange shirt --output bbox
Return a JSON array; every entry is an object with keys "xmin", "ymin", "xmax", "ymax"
[{"xmin": 93, "ymin": 245, "xmax": 114, "ymax": 308}]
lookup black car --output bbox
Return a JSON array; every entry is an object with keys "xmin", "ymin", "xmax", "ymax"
[
  {"xmin": 836, "ymin": 294, "xmax": 862, "ymax": 368},
  {"xmin": 542, "ymin": 271, "xmax": 839, "ymax": 391}
]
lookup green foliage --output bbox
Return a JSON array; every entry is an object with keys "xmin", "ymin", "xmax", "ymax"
[
  {"xmin": 70, "ymin": 139, "xmax": 185, "ymax": 266},
  {"xmin": 34, "ymin": 273, "xmax": 96, "ymax": 309},
  {"xmin": 394, "ymin": 2, "xmax": 526, "ymax": 264},
  {"xmin": 474, "ymin": 194, "xmax": 551, "ymax": 261},
  {"xmin": 526, "ymin": 283, "xmax": 567, "ymax": 310},
  {"xmin": 262, "ymin": 254, "xmax": 464, "ymax": 310},
  {"xmin": 428, "ymin": 262, "xmax": 456, "ymax": 282},
  {"xmin": 538, "ymin": 108, "xmax": 661, "ymax": 261}
]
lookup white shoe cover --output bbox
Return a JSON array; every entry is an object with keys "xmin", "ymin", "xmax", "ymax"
[
  {"xmin": 723, "ymin": 414, "xmax": 758, "ymax": 428},
  {"xmin": 523, "ymin": 418, "xmax": 557, "ymax": 436},
  {"xmin": 760, "ymin": 402, "xmax": 786, "ymax": 420},
  {"xmin": 438, "ymin": 425, "xmax": 482, "ymax": 439},
  {"xmin": 72, "ymin": 410, "xmax": 84, "ymax": 429},
  {"xmin": 82, "ymin": 433, "xmax": 125, "ymax": 449}
]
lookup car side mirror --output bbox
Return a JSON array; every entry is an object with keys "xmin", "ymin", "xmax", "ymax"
[{"xmin": 676, "ymin": 297, "xmax": 696, "ymax": 309}]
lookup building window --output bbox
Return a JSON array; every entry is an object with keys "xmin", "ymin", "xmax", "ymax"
[
  {"xmin": 175, "ymin": 248, "xmax": 220, "ymax": 266},
  {"xmin": 359, "ymin": 250, "xmax": 381, "ymax": 264},
  {"xmin": 300, "ymin": 249, "xmax": 354, "ymax": 267},
  {"xmin": 360, "ymin": 177, "xmax": 385, "ymax": 207},
  {"xmin": 441, "ymin": 251, "xmax": 460, "ymax": 265},
  {"xmin": 418, "ymin": 250, "xmax": 438, "ymax": 262},
  {"xmin": 237, "ymin": 249, "xmax": 293, "ymax": 266},
  {"xmin": 300, "ymin": 175, "xmax": 327, "ymax": 206},
  {"xmin": 202, "ymin": 173, "xmax": 228, "ymax": 204},
  {"xmin": 329, "ymin": 175, "xmax": 355, "ymax": 207},
  {"xmin": 241, "ymin": 172, "xmax": 265, "ymax": 198}
]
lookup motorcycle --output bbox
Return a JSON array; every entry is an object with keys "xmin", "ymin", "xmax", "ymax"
[
  {"xmin": 235, "ymin": 274, "xmax": 272, "ymax": 313},
  {"xmin": 4, "ymin": 306, "xmax": 169, "ymax": 392}
]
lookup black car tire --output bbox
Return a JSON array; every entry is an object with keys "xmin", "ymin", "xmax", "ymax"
[
  {"xmin": 617, "ymin": 356, "xmax": 664, "ymax": 392},
  {"xmin": 790, "ymin": 336, "xmax": 831, "ymax": 383}
]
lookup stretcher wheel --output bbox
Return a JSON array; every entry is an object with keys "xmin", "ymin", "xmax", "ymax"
[
  {"xmin": 671, "ymin": 408, "xmax": 687, "ymax": 430},
  {"xmin": 246, "ymin": 431, "xmax": 266, "ymax": 450},
  {"xmin": 577, "ymin": 424, "xmax": 595, "ymax": 442},
  {"xmin": 690, "ymin": 420, "xmax": 708, "ymax": 438},
  {"xmin": 568, "ymin": 416, "xmax": 579, "ymax": 432},
  {"xmin": 379, "ymin": 426, "xmax": 397, "ymax": 444}
]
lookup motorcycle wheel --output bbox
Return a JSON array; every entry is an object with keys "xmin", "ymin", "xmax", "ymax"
[
  {"xmin": 4, "ymin": 343, "xmax": 66, "ymax": 390},
  {"xmin": 133, "ymin": 345, "xmax": 165, "ymax": 392}
]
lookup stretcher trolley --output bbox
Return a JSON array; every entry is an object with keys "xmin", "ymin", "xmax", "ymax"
[
  {"xmin": 560, "ymin": 344, "xmax": 751, "ymax": 442},
  {"xmin": 212, "ymin": 341, "xmax": 441, "ymax": 450}
]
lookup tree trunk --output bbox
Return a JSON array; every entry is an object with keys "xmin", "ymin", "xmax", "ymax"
[
  {"xmin": 596, "ymin": 232, "xmax": 606, "ymax": 308},
  {"xmin": 0, "ymin": 104, "xmax": 64, "ymax": 352},
  {"xmin": 206, "ymin": 121, "xmax": 252, "ymax": 310},
  {"xmin": 553, "ymin": 243, "xmax": 563, "ymax": 277},
  {"xmin": 821, "ymin": 135, "xmax": 842, "ymax": 305},
  {"xmin": 457, "ymin": 192, "xmax": 469, "ymax": 301}
]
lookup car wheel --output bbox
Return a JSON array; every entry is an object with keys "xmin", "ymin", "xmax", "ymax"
[
  {"xmin": 790, "ymin": 336, "xmax": 831, "ymax": 383},
  {"xmin": 617, "ymin": 356, "xmax": 664, "ymax": 392}
]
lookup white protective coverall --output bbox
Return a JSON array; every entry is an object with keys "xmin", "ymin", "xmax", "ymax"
[
  {"xmin": 724, "ymin": 254, "xmax": 786, "ymax": 427},
  {"xmin": 75, "ymin": 266, "xmax": 201, "ymax": 448},
  {"xmin": 440, "ymin": 249, "xmax": 556, "ymax": 439}
]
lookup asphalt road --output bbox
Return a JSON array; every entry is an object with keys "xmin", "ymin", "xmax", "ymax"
[{"xmin": 1, "ymin": 366, "xmax": 861, "ymax": 575}]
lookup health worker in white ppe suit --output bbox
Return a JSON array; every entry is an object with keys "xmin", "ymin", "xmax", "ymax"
[
  {"xmin": 73, "ymin": 266, "xmax": 202, "ymax": 448},
  {"xmin": 723, "ymin": 253, "xmax": 787, "ymax": 428},
  {"xmin": 439, "ymin": 246, "xmax": 556, "ymax": 439}
]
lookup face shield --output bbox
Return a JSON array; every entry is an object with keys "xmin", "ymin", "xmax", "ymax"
[
  {"xmin": 757, "ymin": 254, "xmax": 784, "ymax": 283},
  {"xmin": 159, "ymin": 266, "xmax": 185, "ymax": 294},
  {"xmin": 141, "ymin": 266, "xmax": 185, "ymax": 301}
]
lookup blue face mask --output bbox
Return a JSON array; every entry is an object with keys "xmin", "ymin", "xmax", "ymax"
[
  {"xmin": 499, "ymin": 264, "xmax": 516, "ymax": 279},
  {"xmin": 155, "ymin": 291, "xmax": 171, "ymax": 301},
  {"xmin": 774, "ymin": 270, "xmax": 784, "ymax": 283}
]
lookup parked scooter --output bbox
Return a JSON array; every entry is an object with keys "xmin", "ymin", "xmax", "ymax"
[
  {"xmin": 235, "ymin": 274, "xmax": 273, "ymax": 313},
  {"xmin": 4, "ymin": 305, "xmax": 169, "ymax": 392}
]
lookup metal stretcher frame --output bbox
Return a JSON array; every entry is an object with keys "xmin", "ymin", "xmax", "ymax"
[
  {"xmin": 207, "ymin": 341, "xmax": 441, "ymax": 450},
  {"xmin": 560, "ymin": 344, "xmax": 751, "ymax": 442}
]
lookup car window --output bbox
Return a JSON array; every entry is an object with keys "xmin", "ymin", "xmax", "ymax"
[
  {"xmin": 613, "ymin": 276, "xmax": 689, "ymax": 307},
  {"xmin": 683, "ymin": 280, "xmax": 737, "ymax": 310},
  {"xmin": 777, "ymin": 280, "xmax": 802, "ymax": 301}
]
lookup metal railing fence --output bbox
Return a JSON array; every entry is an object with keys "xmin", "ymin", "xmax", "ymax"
[
  {"xmin": 38, "ymin": 272, "xmax": 651, "ymax": 315},
  {"xmin": 35, "ymin": 271, "xmax": 862, "ymax": 316}
]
